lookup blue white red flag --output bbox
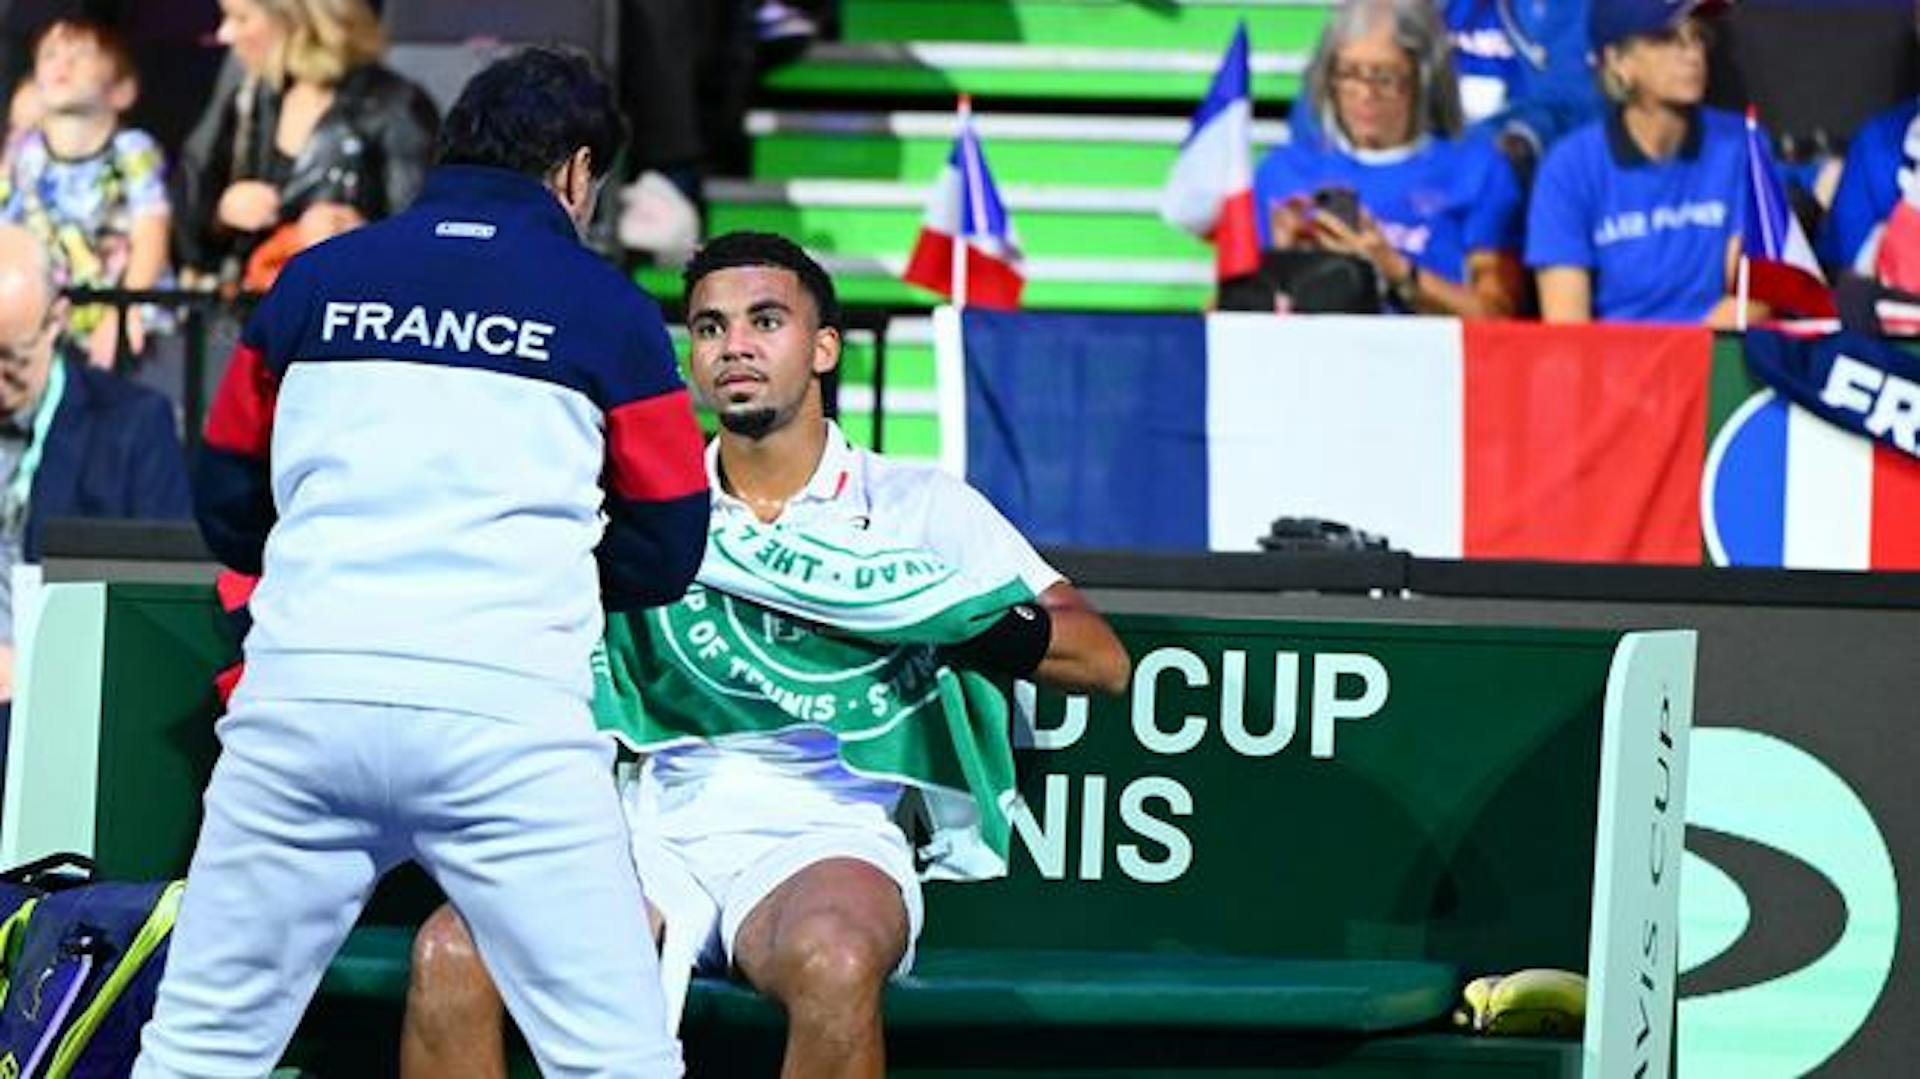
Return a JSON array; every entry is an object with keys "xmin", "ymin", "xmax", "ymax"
[
  {"xmin": 903, "ymin": 99, "xmax": 1025, "ymax": 309},
  {"xmin": 1162, "ymin": 22, "xmax": 1261, "ymax": 281},
  {"xmin": 1744, "ymin": 109, "xmax": 1835, "ymax": 318}
]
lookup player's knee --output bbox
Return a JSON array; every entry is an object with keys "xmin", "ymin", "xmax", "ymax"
[
  {"xmin": 408, "ymin": 905, "xmax": 497, "ymax": 1013},
  {"xmin": 777, "ymin": 910, "xmax": 898, "ymax": 1002}
]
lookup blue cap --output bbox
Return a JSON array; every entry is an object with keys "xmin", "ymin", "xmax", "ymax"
[{"xmin": 1589, "ymin": 0, "xmax": 1725, "ymax": 51}]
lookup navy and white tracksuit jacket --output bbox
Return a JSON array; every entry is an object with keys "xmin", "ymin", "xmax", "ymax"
[{"xmin": 195, "ymin": 164, "xmax": 711, "ymax": 721}]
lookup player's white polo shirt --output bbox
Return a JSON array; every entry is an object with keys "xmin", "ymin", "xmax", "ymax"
[{"xmin": 641, "ymin": 420, "xmax": 1062, "ymax": 828}]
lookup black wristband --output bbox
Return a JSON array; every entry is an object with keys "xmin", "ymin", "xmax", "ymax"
[{"xmin": 945, "ymin": 602, "xmax": 1053, "ymax": 677}]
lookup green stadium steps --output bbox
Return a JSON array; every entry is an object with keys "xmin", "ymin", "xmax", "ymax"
[
  {"xmin": 637, "ymin": 260, "xmax": 1212, "ymax": 314},
  {"xmin": 748, "ymin": 109, "xmax": 1288, "ymax": 187},
  {"xmin": 706, "ymin": 178, "xmax": 1210, "ymax": 261},
  {"xmin": 843, "ymin": 0, "xmax": 1334, "ymax": 52},
  {"xmin": 763, "ymin": 41, "xmax": 1306, "ymax": 103}
]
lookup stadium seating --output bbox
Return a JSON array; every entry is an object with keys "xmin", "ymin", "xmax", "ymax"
[
  {"xmin": 635, "ymin": 0, "xmax": 1332, "ymax": 316},
  {"xmin": 637, "ymin": 0, "xmax": 1337, "ymax": 462}
]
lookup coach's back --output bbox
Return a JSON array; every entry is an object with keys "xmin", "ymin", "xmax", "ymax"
[{"xmin": 194, "ymin": 165, "xmax": 709, "ymax": 725}]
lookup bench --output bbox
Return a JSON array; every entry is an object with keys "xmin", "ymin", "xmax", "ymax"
[
  {"xmin": 14, "ymin": 589, "xmax": 1680, "ymax": 1075},
  {"xmin": 301, "ymin": 925, "xmax": 1582, "ymax": 1077}
]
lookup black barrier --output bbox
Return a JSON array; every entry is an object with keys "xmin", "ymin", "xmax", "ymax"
[
  {"xmin": 62, "ymin": 286, "xmax": 256, "ymax": 458},
  {"xmin": 1049, "ymin": 555, "xmax": 1916, "ymax": 1079}
]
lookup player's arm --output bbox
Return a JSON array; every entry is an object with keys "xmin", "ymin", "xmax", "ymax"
[
  {"xmin": 932, "ymin": 481, "xmax": 1130, "ymax": 696},
  {"xmin": 1032, "ymin": 581, "xmax": 1130, "ymax": 695},
  {"xmin": 945, "ymin": 581, "xmax": 1129, "ymax": 696},
  {"xmin": 597, "ymin": 307, "xmax": 711, "ymax": 611}
]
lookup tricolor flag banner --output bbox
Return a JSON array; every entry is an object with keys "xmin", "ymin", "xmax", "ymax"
[
  {"xmin": 1716, "ymin": 327, "xmax": 1920, "ymax": 568},
  {"xmin": 942, "ymin": 312, "xmax": 1711, "ymax": 562},
  {"xmin": 1162, "ymin": 22, "xmax": 1261, "ymax": 281},
  {"xmin": 1744, "ymin": 110, "xmax": 1836, "ymax": 319},
  {"xmin": 902, "ymin": 99, "xmax": 1025, "ymax": 309}
]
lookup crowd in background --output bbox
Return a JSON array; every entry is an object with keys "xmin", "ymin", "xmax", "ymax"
[
  {"xmin": 0, "ymin": 0, "xmax": 1913, "ymax": 698},
  {"xmin": 1257, "ymin": 0, "xmax": 1920, "ymax": 326},
  {"xmin": 0, "ymin": 0, "xmax": 1905, "ymax": 365}
]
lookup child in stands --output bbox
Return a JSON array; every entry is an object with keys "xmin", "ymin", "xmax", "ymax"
[{"xmin": 0, "ymin": 18, "xmax": 170, "ymax": 368}]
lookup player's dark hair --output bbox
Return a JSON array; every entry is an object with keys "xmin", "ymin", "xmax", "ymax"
[
  {"xmin": 434, "ymin": 47, "xmax": 625, "ymax": 180},
  {"xmin": 683, "ymin": 231, "xmax": 841, "ymax": 331}
]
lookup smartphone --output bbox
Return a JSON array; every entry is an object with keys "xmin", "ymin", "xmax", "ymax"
[{"xmin": 1312, "ymin": 186, "xmax": 1362, "ymax": 230}]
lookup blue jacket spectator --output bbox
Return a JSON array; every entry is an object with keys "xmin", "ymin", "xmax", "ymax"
[
  {"xmin": 24, "ymin": 355, "xmax": 191, "ymax": 560},
  {"xmin": 1528, "ymin": 0, "xmax": 1778, "ymax": 326},
  {"xmin": 1449, "ymin": 0, "xmax": 1601, "ymax": 152},
  {"xmin": 1258, "ymin": 0, "xmax": 1526, "ymax": 317},
  {"xmin": 1821, "ymin": 97, "xmax": 1920, "ymax": 290},
  {"xmin": 0, "ymin": 221, "xmax": 189, "ymax": 708}
]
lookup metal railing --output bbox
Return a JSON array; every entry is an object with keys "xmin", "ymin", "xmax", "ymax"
[{"xmin": 64, "ymin": 286, "xmax": 256, "ymax": 458}]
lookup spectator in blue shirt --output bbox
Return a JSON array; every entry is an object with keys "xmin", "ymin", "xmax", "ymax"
[
  {"xmin": 1448, "ymin": 0, "xmax": 1600, "ymax": 154},
  {"xmin": 1821, "ymin": 97, "xmax": 1920, "ymax": 292},
  {"xmin": 1257, "ymin": 0, "xmax": 1526, "ymax": 318},
  {"xmin": 1527, "ymin": 0, "xmax": 1773, "ymax": 326}
]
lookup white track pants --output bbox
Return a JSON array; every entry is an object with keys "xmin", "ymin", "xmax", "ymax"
[{"xmin": 132, "ymin": 698, "xmax": 682, "ymax": 1078}]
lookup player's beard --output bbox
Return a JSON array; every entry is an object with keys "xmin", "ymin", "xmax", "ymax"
[{"xmin": 719, "ymin": 406, "xmax": 780, "ymax": 439}]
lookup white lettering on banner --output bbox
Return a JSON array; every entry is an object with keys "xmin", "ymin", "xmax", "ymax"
[
  {"xmin": 1008, "ymin": 773, "xmax": 1197, "ymax": 884},
  {"xmin": 1132, "ymin": 647, "xmax": 1390, "ymax": 759},
  {"xmin": 1866, "ymin": 375, "xmax": 1920, "ymax": 454},
  {"xmin": 1312, "ymin": 654, "xmax": 1390, "ymax": 758},
  {"xmin": 318, "ymin": 300, "xmax": 556, "ymax": 361},
  {"xmin": 1009, "ymin": 648, "xmax": 1393, "ymax": 886},
  {"xmin": 1629, "ymin": 693, "xmax": 1679, "ymax": 1076},
  {"xmin": 1117, "ymin": 777, "xmax": 1194, "ymax": 884},
  {"xmin": 1820, "ymin": 354, "xmax": 1884, "ymax": 414},
  {"xmin": 1819, "ymin": 354, "xmax": 1920, "ymax": 454},
  {"xmin": 1132, "ymin": 649, "xmax": 1210, "ymax": 754},
  {"xmin": 1012, "ymin": 680, "xmax": 1089, "ymax": 750},
  {"xmin": 1009, "ymin": 774, "xmax": 1071, "ymax": 878},
  {"xmin": 1080, "ymin": 775, "xmax": 1108, "ymax": 880},
  {"xmin": 1898, "ymin": 115, "xmax": 1920, "ymax": 204},
  {"xmin": 1595, "ymin": 201, "xmax": 1726, "ymax": 248},
  {"xmin": 1222, "ymin": 652, "xmax": 1300, "ymax": 756}
]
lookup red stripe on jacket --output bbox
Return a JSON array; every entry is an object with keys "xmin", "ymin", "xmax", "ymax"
[
  {"xmin": 203, "ymin": 343, "xmax": 279, "ymax": 456},
  {"xmin": 605, "ymin": 388, "xmax": 708, "ymax": 502}
]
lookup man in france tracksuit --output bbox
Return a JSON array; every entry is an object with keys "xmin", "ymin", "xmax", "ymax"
[{"xmin": 133, "ymin": 50, "xmax": 709, "ymax": 1078}]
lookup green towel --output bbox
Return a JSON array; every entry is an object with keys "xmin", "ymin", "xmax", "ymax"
[{"xmin": 592, "ymin": 519, "xmax": 1035, "ymax": 881}]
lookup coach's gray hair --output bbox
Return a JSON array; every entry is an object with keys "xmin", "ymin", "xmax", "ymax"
[{"xmin": 1304, "ymin": 0, "xmax": 1464, "ymax": 144}]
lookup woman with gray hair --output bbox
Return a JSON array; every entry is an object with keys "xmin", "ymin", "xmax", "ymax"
[{"xmin": 1252, "ymin": 0, "xmax": 1525, "ymax": 317}]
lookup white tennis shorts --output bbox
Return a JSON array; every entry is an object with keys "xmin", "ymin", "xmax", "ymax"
[{"xmin": 620, "ymin": 763, "xmax": 924, "ymax": 1025}]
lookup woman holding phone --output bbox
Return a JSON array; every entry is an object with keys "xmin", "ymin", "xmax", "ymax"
[{"xmin": 1252, "ymin": 0, "xmax": 1524, "ymax": 317}]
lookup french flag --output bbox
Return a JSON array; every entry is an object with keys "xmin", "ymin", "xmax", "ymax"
[
  {"xmin": 902, "ymin": 98, "xmax": 1025, "ymax": 309},
  {"xmin": 1743, "ymin": 109, "xmax": 1836, "ymax": 319},
  {"xmin": 1162, "ymin": 22, "xmax": 1261, "ymax": 282}
]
